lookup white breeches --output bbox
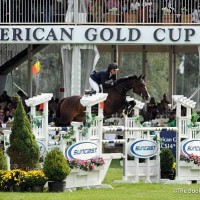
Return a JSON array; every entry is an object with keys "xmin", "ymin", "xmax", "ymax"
[{"xmin": 89, "ymin": 77, "xmax": 103, "ymax": 93}]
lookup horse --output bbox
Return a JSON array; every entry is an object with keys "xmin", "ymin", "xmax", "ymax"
[{"xmin": 55, "ymin": 74, "xmax": 149, "ymax": 126}]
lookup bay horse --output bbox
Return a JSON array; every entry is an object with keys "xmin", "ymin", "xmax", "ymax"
[{"xmin": 55, "ymin": 75, "xmax": 149, "ymax": 126}]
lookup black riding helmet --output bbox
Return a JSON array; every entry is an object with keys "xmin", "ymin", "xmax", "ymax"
[{"xmin": 107, "ymin": 63, "xmax": 119, "ymax": 72}]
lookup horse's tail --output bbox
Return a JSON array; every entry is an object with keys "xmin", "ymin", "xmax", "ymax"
[{"xmin": 56, "ymin": 98, "xmax": 65, "ymax": 118}]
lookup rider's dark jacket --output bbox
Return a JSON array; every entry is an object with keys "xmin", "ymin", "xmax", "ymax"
[{"xmin": 90, "ymin": 69, "xmax": 117, "ymax": 88}]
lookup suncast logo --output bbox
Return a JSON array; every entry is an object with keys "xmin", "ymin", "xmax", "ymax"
[
  {"xmin": 66, "ymin": 141, "xmax": 100, "ymax": 160},
  {"xmin": 129, "ymin": 139, "xmax": 159, "ymax": 158},
  {"xmin": 36, "ymin": 140, "xmax": 46, "ymax": 155},
  {"xmin": 182, "ymin": 139, "xmax": 200, "ymax": 157}
]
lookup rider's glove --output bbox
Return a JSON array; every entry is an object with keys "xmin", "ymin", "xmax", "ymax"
[{"xmin": 111, "ymin": 80, "xmax": 117, "ymax": 86}]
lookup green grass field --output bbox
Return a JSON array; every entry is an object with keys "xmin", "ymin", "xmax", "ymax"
[{"xmin": 1, "ymin": 160, "xmax": 200, "ymax": 200}]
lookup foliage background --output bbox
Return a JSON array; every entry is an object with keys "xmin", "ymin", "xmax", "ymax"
[{"xmin": 5, "ymin": 45, "xmax": 200, "ymax": 108}]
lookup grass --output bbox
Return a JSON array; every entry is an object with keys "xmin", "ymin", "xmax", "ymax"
[{"xmin": 1, "ymin": 160, "xmax": 200, "ymax": 200}]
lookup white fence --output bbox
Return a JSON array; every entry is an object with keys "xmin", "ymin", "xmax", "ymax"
[{"xmin": 3, "ymin": 93, "xmax": 200, "ymax": 188}]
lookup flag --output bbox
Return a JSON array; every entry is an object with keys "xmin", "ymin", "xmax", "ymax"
[
  {"xmin": 179, "ymin": 61, "xmax": 184, "ymax": 74},
  {"xmin": 32, "ymin": 61, "xmax": 41, "ymax": 74},
  {"xmin": 179, "ymin": 55, "xmax": 185, "ymax": 74}
]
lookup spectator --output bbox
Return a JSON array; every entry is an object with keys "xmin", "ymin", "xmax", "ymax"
[
  {"xmin": 92, "ymin": 0, "xmax": 107, "ymax": 22},
  {"xmin": 121, "ymin": 0, "xmax": 130, "ymax": 13},
  {"xmin": 167, "ymin": 110, "xmax": 176, "ymax": 127},
  {"xmin": 48, "ymin": 110, "xmax": 55, "ymax": 123},
  {"xmin": 147, "ymin": 97, "xmax": 158, "ymax": 119},
  {"xmin": 3, "ymin": 109, "xmax": 12, "ymax": 123},
  {"xmin": 192, "ymin": 2, "xmax": 200, "ymax": 23},
  {"xmin": 107, "ymin": 0, "xmax": 121, "ymax": 10},
  {"xmin": 158, "ymin": 93, "xmax": 170, "ymax": 116},
  {"xmin": 0, "ymin": 110, "xmax": 4, "ymax": 127},
  {"xmin": 161, "ymin": 93, "xmax": 170, "ymax": 104},
  {"xmin": 0, "ymin": 91, "xmax": 13, "ymax": 105},
  {"xmin": 10, "ymin": 106, "xmax": 16, "ymax": 119},
  {"xmin": 130, "ymin": 0, "xmax": 141, "ymax": 11}
]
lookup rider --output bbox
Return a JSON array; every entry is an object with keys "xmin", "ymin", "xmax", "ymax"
[{"xmin": 89, "ymin": 63, "xmax": 119, "ymax": 93}]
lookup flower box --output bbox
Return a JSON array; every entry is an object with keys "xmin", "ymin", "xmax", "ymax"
[
  {"xmin": 77, "ymin": 169, "xmax": 89, "ymax": 176},
  {"xmin": 179, "ymin": 161, "xmax": 193, "ymax": 167},
  {"xmin": 104, "ymin": 14, "xmax": 119, "ymax": 23},
  {"xmin": 190, "ymin": 165, "xmax": 200, "ymax": 170},
  {"xmin": 71, "ymin": 166, "xmax": 104, "ymax": 176},
  {"xmin": 123, "ymin": 12, "xmax": 137, "ymax": 23},
  {"xmin": 181, "ymin": 14, "xmax": 192, "ymax": 23},
  {"xmin": 70, "ymin": 168, "xmax": 80, "ymax": 173},
  {"xmin": 94, "ymin": 165, "xmax": 104, "ymax": 171},
  {"xmin": 162, "ymin": 14, "xmax": 175, "ymax": 23},
  {"xmin": 68, "ymin": 156, "xmax": 105, "ymax": 173}
]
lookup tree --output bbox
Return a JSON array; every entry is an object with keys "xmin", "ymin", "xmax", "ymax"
[
  {"xmin": 7, "ymin": 100, "xmax": 40, "ymax": 170},
  {"xmin": 0, "ymin": 148, "xmax": 7, "ymax": 170},
  {"xmin": 160, "ymin": 148, "xmax": 175, "ymax": 179}
]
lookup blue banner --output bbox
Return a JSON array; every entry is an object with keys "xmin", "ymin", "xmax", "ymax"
[{"xmin": 160, "ymin": 130, "xmax": 176, "ymax": 157}]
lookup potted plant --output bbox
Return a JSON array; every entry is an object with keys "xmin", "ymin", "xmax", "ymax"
[
  {"xmin": 1, "ymin": 169, "xmax": 27, "ymax": 192},
  {"xmin": 25, "ymin": 170, "xmax": 48, "ymax": 192},
  {"xmin": 181, "ymin": 7, "xmax": 192, "ymax": 23},
  {"xmin": 105, "ymin": 7, "xmax": 118, "ymax": 23},
  {"xmin": 160, "ymin": 148, "xmax": 175, "ymax": 180},
  {"xmin": 0, "ymin": 170, "xmax": 6, "ymax": 191},
  {"xmin": 43, "ymin": 148, "xmax": 71, "ymax": 192},
  {"xmin": 162, "ymin": 7, "xmax": 174, "ymax": 23}
]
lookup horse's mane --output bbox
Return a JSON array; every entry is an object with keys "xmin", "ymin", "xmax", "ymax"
[{"xmin": 116, "ymin": 75, "xmax": 137, "ymax": 84}]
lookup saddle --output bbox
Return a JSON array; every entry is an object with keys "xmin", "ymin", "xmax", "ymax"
[{"xmin": 84, "ymin": 90, "xmax": 96, "ymax": 96}]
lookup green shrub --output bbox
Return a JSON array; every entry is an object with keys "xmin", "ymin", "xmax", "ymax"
[
  {"xmin": 0, "ymin": 149, "xmax": 7, "ymax": 170},
  {"xmin": 160, "ymin": 148, "xmax": 175, "ymax": 176},
  {"xmin": 43, "ymin": 148, "xmax": 71, "ymax": 182},
  {"xmin": 7, "ymin": 100, "xmax": 40, "ymax": 170}
]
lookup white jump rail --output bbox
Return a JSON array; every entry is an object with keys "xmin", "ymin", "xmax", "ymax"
[{"xmin": 172, "ymin": 95, "xmax": 200, "ymax": 182}]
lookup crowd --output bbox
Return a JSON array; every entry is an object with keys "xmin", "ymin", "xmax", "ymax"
[
  {"xmin": 1, "ymin": 0, "xmax": 199, "ymax": 24},
  {"xmin": 0, "ymin": 90, "xmax": 60, "ymax": 128},
  {"xmin": 140, "ymin": 93, "xmax": 175, "ymax": 126},
  {"xmin": 86, "ymin": 0, "xmax": 200, "ymax": 23}
]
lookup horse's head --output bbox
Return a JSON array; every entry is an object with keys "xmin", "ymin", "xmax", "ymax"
[{"xmin": 133, "ymin": 75, "xmax": 149, "ymax": 101}]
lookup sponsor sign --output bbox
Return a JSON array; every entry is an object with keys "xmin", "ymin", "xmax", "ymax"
[
  {"xmin": 129, "ymin": 139, "xmax": 159, "ymax": 158},
  {"xmin": 0, "ymin": 26, "xmax": 199, "ymax": 45},
  {"xmin": 160, "ymin": 130, "xmax": 176, "ymax": 157},
  {"xmin": 37, "ymin": 140, "xmax": 46, "ymax": 155},
  {"xmin": 66, "ymin": 141, "xmax": 100, "ymax": 160},
  {"xmin": 181, "ymin": 139, "xmax": 200, "ymax": 157}
]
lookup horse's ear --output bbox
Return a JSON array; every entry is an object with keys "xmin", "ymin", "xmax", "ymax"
[
  {"xmin": 141, "ymin": 74, "xmax": 146, "ymax": 79},
  {"xmin": 138, "ymin": 75, "xmax": 142, "ymax": 79}
]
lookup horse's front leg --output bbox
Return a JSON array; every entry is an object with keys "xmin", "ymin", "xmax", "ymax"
[{"xmin": 73, "ymin": 114, "xmax": 86, "ymax": 123}]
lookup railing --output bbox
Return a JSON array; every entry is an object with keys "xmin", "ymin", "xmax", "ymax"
[
  {"xmin": 0, "ymin": 0, "xmax": 67, "ymax": 24},
  {"xmin": 0, "ymin": 44, "xmax": 27, "ymax": 66},
  {"xmin": 0, "ymin": 0, "xmax": 198, "ymax": 25}
]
